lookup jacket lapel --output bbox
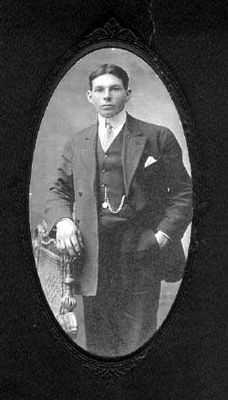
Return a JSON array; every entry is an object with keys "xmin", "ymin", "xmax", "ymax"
[
  {"xmin": 80, "ymin": 123, "xmax": 97, "ymax": 194},
  {"xmin": 122, "ymin": 114, "xmax": 147, "ymax": 196}
]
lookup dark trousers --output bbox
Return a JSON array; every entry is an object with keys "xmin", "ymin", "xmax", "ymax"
[{"xmin": 83, "ymin": 225, "xmax": 161, "ymax": 357}]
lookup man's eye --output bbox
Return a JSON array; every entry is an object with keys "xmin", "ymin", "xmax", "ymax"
[{"xmin": 95, "ymin": 88, "xmax": 103, "ymax": 92}]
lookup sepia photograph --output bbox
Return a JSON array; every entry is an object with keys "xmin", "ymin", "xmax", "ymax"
[{"xmin": 30, "ymin": 47, "xmax": 192, "ymax": 358}]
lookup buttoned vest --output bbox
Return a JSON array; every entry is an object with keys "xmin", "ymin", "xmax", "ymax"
[{"xmin": 96, "ymin": 127, "xmax": 134, "ymax": 227}]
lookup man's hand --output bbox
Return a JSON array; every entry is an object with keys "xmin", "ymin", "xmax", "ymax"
[
  {"xmin": 56, "ymin": 218, "xmax": 83, "ymax": 257},
  {"xmin": 154, "ymin": 231, "xmax": 169, "ymax": 249},
  {"xmin": 136, "ymin": 229, "xmax": 169, "ymax": 253}
]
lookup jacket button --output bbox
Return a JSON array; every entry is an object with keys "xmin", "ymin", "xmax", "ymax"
[{"xmin": 100, "ymin": 183, "xmax": 105, "ymax": 188}]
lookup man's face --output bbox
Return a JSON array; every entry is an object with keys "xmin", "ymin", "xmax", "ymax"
[{"xmin": 87, "ymin": 73, "xmax": 131, "ymax": 118}]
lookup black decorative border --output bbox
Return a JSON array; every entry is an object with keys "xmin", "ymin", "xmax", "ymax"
[
  {"xmin": 21, "ymin": 18, "xmax": 201, "ymax": 387},
  {"xmin": 86, "ymin": 18, "xmax": 139, "ymax": 43}
]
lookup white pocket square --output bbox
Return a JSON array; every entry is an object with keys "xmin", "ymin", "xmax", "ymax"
[{"xmin": 144, "ymin": 156, "xmax": 157, "ymax": 168}]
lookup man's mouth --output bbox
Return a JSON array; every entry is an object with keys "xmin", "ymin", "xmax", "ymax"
[{"xmin": 102, "ymin": 105, "xmax": 113, "ymax": 108}]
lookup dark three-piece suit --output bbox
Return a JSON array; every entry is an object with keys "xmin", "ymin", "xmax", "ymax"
[{"xmin": 45, "ymin": 113, "xmax": 192, "ymax": 356}]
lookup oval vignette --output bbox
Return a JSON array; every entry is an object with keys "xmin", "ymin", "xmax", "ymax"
[{"xmin": 29, "ymin": 47, "xmax": 192, "ymax": 358}]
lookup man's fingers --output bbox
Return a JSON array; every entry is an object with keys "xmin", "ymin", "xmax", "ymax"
[
  {"xmin": 56, "ymin": 219, "xmax": 83, "ymax": 256},
  {"xmin": 71, "ymin": 235, "xmax": 81, "ymax": 254},
  {"xmin": 76, "ymin": 229, "xmax": 84, "ymax": 248},
  {"xmin": 56, "ymin": 238, "xmax": 65, "ymax": 251},
  {"xmin": 65, "ymin": 238, "xmax": 77, "ymax": 257}
]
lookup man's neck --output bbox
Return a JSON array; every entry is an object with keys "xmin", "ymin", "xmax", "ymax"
[{"xmin": 98, "ymin": 109, "xmax": 127, "ymax": 129}]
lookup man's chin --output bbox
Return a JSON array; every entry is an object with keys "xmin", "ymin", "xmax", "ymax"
[{"xmin": 99, "ymin": 109, "xmax": 118, "ymax": 118}]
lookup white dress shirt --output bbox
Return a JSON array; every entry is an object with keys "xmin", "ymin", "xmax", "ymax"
[{"xmin": 98, "ymin": 109, "xmax": 127, "ymax": 152}]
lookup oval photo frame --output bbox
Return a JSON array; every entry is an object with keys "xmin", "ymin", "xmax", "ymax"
[{"xmin": 29, "ymin": 42, "xmax": 193, "ymax": 359}]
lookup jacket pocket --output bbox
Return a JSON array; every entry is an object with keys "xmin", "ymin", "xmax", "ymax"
[{"xmin": 134, "ymin": 228, "xmax": 160, "ymax": 260}]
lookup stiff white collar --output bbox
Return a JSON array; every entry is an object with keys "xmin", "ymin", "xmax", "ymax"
[{"xmin": 97, "ymin": 110, "xmax": 127, "ymax": 152}]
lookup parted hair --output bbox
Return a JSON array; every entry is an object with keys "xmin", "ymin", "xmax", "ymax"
[{"xmin": 89, "ymin": 64, "xmax": 129, "ymax": 90}]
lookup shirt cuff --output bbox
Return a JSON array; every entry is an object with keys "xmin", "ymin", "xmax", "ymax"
[{"xmin": 158, "ymin": 231, "xmax": 170, "ymax": 241}]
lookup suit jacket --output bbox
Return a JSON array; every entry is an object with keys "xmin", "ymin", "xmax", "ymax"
[{"xmin": 45, "ymin": 114, "xmax": 192, "ymax": 295}]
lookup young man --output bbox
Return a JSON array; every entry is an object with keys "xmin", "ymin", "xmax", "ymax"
[{"xmin": 44, "ymin": 64, "xmax": 192, "ymax": 356}]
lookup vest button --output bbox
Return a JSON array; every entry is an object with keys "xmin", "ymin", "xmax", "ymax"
[
  {"xmin": 102, "ymin": 169, "xmax": 106, "ymax": 173},
  {"xmin": 100, "ymin": 183, "xmax": 105, "ymax": 188}
]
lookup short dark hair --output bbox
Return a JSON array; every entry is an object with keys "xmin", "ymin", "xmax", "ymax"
[{"xmin": 89, "ymin": 64, "xmax": 129, "ymax": 90}]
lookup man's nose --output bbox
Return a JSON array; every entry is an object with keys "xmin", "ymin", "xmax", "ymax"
[{"xmin": 103, "ymin": 89, "xmax": 111, "ymax": 100}]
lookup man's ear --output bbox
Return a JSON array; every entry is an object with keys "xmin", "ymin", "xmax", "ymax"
[
  {"xmin": 86, "ymin": 90, "xmax": 94, "ymax": 104},
  {"xmin": 125, "ymin": 88, "xmax": 131, "ymax": 102}
]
